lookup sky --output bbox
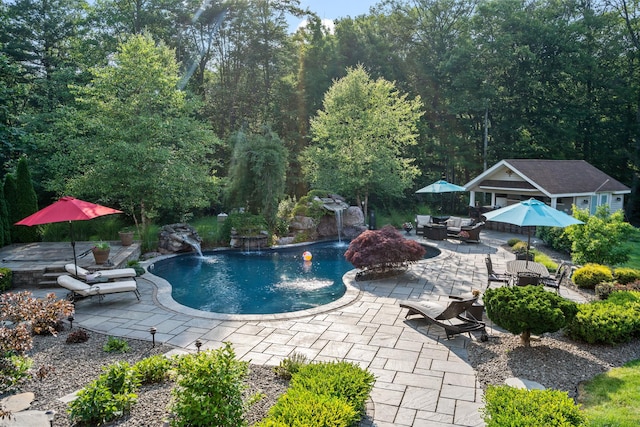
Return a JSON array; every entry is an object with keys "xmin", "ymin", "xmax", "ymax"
[{"xmin": 287, "ymin": 0, "xmax": 379, "ymax": 33}]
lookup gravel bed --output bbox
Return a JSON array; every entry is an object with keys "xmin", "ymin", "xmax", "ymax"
[
  {"xmin": 468, "ymin": 330, "xmax": 640, "ymax": 399},
  {"xmin": 6, "ymin": 329, "xmax": 288, "ymax": 426}
]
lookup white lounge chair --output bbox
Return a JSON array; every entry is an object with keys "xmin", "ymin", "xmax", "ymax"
[
  {"xmin": 57, "ymin": 274, "xmax": 140, "ymax": 302},
  {"xmin": 65, "ymin": 263, "xmax": 137, "ymax": 282}
]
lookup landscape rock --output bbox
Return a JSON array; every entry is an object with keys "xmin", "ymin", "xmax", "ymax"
[
  {"xmin": 0, "ymin": 392, "xmax": 34, "ymax": 413},
  {"xmin": 157, "ymin": 223, "xmax": 202, "ymax": 254}
]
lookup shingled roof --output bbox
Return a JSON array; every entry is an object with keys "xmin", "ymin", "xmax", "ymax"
[{"xmin": 466, "ymin": 159, "xmax": 630, "ymax": 196}]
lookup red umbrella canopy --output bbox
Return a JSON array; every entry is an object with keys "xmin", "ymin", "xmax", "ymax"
[{"xmin": 15, "ymin": 196, "xmax": 122, "ymax": 226}]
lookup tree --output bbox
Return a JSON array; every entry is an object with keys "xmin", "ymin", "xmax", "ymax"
[
  {"xmin": 13, "ymin": 157, "xmax": 38, "ymax": 242},
  {"xmin": 345, "ymin": 225, "xmax": 426, "ymax": 277},
  {"xmin": 565, "ymin": 205, "xmax": 636, "ymax": 265},
  {"xmin": 484, "ymin": 285, "xmax": 578, "ymax": 347},
  {"xmin": 225, "ymin": 127, "xmax": 288, "ymax": 227},
  {"xmin": 48, "ymin": 34, "xmax": 222, "ymax": 229},
  {"xmin": 0, "ymin": 187, "xmax": 9, "ymax": 245},
  {"xmin": 302, "ymin": 65, "xmax": 423, "ymax": 218},
  {"xmin": 3, "ymin": 173, "xmax": 17, "ymax": 243}
]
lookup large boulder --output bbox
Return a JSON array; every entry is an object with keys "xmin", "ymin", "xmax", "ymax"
[
  {"xmin": 344, "ymin": 206, "xmax": 365, "ymax": 227},
  {"xmin": 315, "ymin": 206, "xmax": 366, "ymax": 239},
  {"xmin": 157, "ymin": 223, "xmax": 202, "ymax": 254}
]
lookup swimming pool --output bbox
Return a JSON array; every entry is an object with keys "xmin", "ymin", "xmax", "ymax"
[
  {"xmin": 149, "ymin": 242, "xmax": 352, "ymax": 314},
  {"xmin": 148, "ymin": 241, "xmax": 441, "ymax": 315}
]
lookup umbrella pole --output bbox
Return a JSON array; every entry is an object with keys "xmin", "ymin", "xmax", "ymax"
[
  {"xmin": 69, "ymin": 221, "xmax": 78, "ymax": 276},
  {"xmin": 526, "ymin": 228, "xmax": 531, "ymax": 267}
]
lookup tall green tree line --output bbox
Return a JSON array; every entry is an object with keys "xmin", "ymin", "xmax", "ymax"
[{"xmin": 1, "ymin": 0, "xmax": 640, "ymax": 222}]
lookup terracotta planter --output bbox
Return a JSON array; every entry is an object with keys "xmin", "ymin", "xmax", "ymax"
[
  {"xmin": 92, "ymin": 247, "xmax": 110, "ymax": 265},
  {"xmin": 118, "ymin": 231, "xmax": 134, "ymax": 246}
]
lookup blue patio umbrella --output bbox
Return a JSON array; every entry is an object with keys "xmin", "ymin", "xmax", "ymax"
[
  {"xmin": 416, "ymin": 179, "xmax": 466, "ymax": 215},
  {"xmin": 415, "ymin": 180, "xmax": 466, "ymax": 194},
  {"xmin": 482, "ymin": 198, "xmax": 583, "ymax": 263}
]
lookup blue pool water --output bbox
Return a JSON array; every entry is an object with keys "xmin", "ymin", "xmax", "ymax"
[
  {"xmin": 150, "ymin": 242, "xmax": 352, "ymax": 314},
  {"xmin": 149, "ymin": 241, "xmax": 441, "ymax": 315}
]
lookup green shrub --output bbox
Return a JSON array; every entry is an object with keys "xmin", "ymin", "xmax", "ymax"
[
  {"xmin": 103, "ymin": 336, "xmax": 130, "ymax": 353},
  {"xmin": 102, "ymin": 361, "xmax": 140, "ymax": 395},
  {"xmin": 567, "ymin": 291, "xmax": 640, "ymax": 344},
  {"xmin": 68, "ymin": 362, "xmax": 139, "ymax": 425},
  {"xmin": 565, "ymin": 206, "xmax": 635, "ymax": 265},
  {"xmin": 537, "ymin": 225, "xmax": 572, "ymax": 254},
  {"xmin": 511, "ymin": 241, "xmax": 528, "ymax": 253},
  {"xmin": 126, "ymin": 260, "xmax": 145, "ymax": 276},
  {"xmin": 484, "ymin": 286, "xmax": 578, "ymax": 346},
  {"xmin": 613, "ymin": 267, "xmax": 640, "ymax": 285},
  {"xmin": 0, "ymin": 355, "xmax": 33, "ymax": 393},
  {"xmin": 507, "ymin": 238, "xmax": 523, "ymax": 247},
  {"xmin": 531, "ymin": 250, "xmax": 558, "ymax": 273},
  {"xmin": 256, "ymin": 387, "xmax": 358, "ymax": 427},
  {"xmin": 291, "ymin": 361, "xmax": 375, "ymax": 413},
  {"xmin": 482, "ymin": 385, "xmax": 586, "ymax": 426},
  {"xmin": 273, "ymin": 352, "xmax": 309, "ymax": 379},
  {"xmin": 572, "ymin": 264, "xmax": 613, "ymax": 289},
  {"xmin": 0, "ymin": 268, "xmax": 12, "ymax": 292},
  {"xmin": 133, "ymin": 355, "xmax": 172, "ymax": 384},
  {"xmin": 171, "ymin": 343, "xmax": 248, "ymax": 427}
]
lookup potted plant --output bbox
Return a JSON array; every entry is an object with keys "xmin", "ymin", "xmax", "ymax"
[
  {"xmin": 402, "ymin": 222, "xmax": 414, "ymax": 235},
  {"xmin": 91, "ymin": 241, "xmax": 111, "ymax": 265},
  {"xmin": 457, "ymin": 230, "xmax": 471, "ymax": 241},
  {"xmin": 512, "ymin": 241, "xmax": 534, "ymax": 261},
  {"xmin": 118, "ymin": 228, "xmax": 135, "ymax": 246}
]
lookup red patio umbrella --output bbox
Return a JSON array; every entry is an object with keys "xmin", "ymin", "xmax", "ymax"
[{"xmin": 15, "ymin": 196, "xmax": 123, "ymax": 274}]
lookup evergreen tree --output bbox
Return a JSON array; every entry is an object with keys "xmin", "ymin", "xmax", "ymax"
[
  {"xmin": 0, "ymin": 190, "xmax": 5, "ymax": 246},
  {"xmin": 3, "ymin": 173, "xmax": 18, "ymax": 243},
  {"xmin": 13, "ymin": 157, "xmax": 38, "ymax": 242}
]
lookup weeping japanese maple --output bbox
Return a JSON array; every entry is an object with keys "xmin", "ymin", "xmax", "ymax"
[{"xmin": 345, "ymin": 225, "xmax": 426, "ymax": 278}]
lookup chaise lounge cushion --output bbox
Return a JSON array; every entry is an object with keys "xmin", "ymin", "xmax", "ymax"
[
  {"xmin": 57, "ymin": 274, "xmax": 139, "ymax": 301},
  {"xmin": 65, "ymin": 264, "xmax": 137, "ymax": 281}
]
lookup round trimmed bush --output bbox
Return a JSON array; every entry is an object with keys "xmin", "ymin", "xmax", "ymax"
[
  {"xmin": 613, "ymin": 267, "xmax": 640, "ymax": 285},
  {"xmin": 484, "ymin": 285, "xmax": 578, "ymax": 346},
  {"xmin": 483, "ymin": 385, "xmax": 585, "ymax": 426},
  {"xmin": 567, "ymin": 291, "xmax": 640, "ymax": 344},
  {"xmin": 572, "ymin": 263, "xmax": 613, "ymax": 289}
]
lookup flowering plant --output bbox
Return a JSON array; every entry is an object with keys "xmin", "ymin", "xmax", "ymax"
[
  {"xmin": 92, "ymin": 241, "xmax": 110, "ymax": 250},
  {"xmin": 402, "ymin": 222, "xmax": 413, "ymax": 230},
  {"xmin": 458, "ymin": 230, "xmax": 470, "ymax": 239}
]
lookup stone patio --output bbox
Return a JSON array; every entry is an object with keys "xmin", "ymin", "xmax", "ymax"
[{"xmin": 2, "ymin": 230, "xmax": 588, "ymax": 427}]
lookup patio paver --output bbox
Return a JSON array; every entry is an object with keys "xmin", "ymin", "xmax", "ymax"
[{"xmin": 5, "ymin": 230, "xmax": 589, "ymax": 426}]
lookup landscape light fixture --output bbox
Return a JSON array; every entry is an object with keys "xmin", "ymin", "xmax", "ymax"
[
  {"xmin": 150, "ymin": 327, "xmax": 157, "ymax": 347},
  {"xmin": 67, "ymin": 314, "xmax": 74, "ymax": 329},
  {"xmin": 45, "ymin": 409, "xmax": 56, "ymax": 426},
  {"xmin": 195, "ymin": 339, "xmax": 202, "ymax": 353}
]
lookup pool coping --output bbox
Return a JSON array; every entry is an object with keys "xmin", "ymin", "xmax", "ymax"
[{"xmin": 140, "ymin": 241, "xmax": 449, "ymax": 322}]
